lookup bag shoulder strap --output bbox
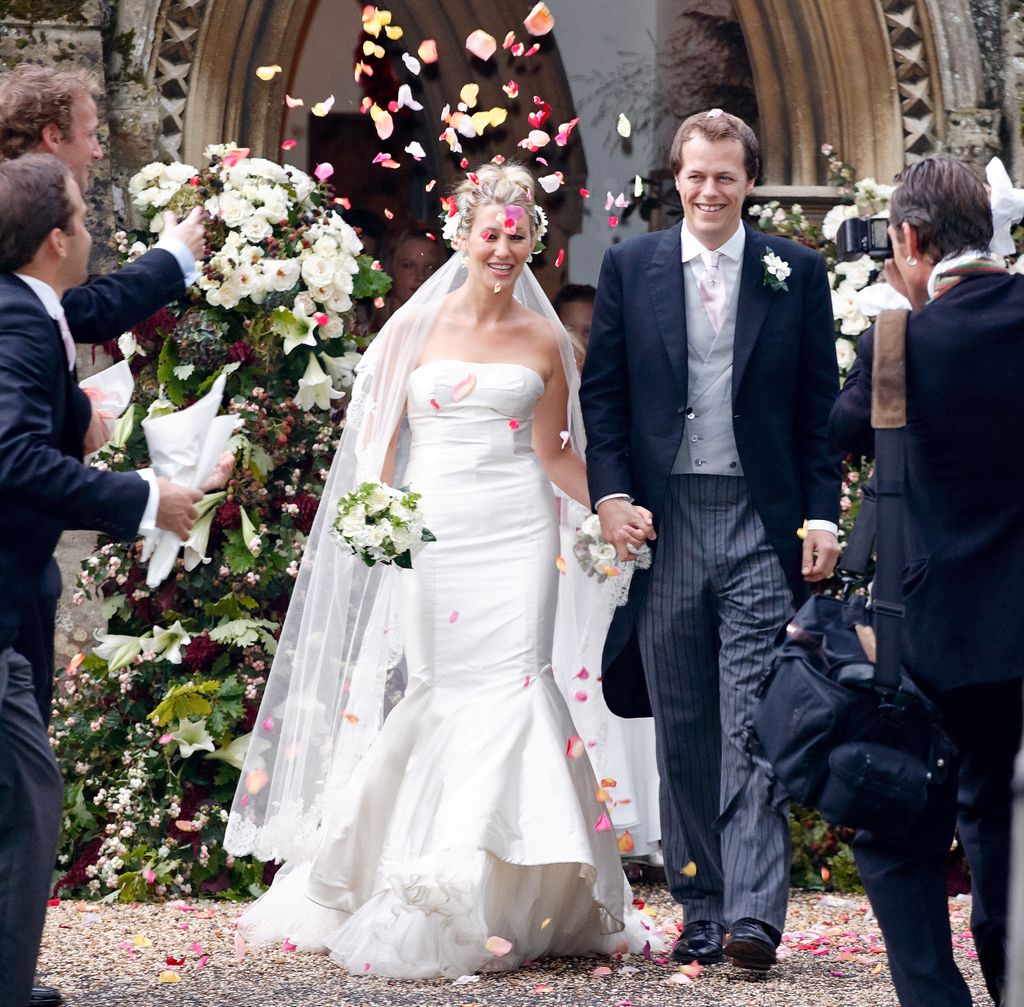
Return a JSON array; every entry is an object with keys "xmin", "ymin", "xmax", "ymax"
[{"xmin": 870, "ymin": 308, "xmax": 910, "ymax": 692}]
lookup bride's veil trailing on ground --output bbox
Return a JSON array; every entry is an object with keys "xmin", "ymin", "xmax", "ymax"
[{"xmin": 225, "ymin": 248, "xmax": 614, "ymax": 864}]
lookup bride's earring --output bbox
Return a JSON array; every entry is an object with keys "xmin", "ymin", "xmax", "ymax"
[{"xmin": 906, "ymin": 255, "xmax": 918, "ymax": 266}]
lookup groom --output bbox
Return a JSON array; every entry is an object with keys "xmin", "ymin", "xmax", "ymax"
[{"xmin": 580, "ymin": 110, "xmax": 840, "ymax": 971}]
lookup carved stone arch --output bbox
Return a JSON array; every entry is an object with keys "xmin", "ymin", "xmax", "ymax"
[{"xmin": 734, "ymin": 0, "xmax": 920, "ymax": 185}]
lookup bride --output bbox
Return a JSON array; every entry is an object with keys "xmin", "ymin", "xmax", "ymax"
[{"xmin": 225, "ymin": 163, "xmax": 657, "ymax": 979}]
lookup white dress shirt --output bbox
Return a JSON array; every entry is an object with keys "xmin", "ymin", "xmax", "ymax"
[{"xmin": 14, "ymin": 272, "xmax": 159, "ymax": 534}]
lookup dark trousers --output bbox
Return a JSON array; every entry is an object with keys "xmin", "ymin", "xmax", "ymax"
[
  {"xmin": 0, "ymin": 647, "xmax": 63, "ymax": 1007},
  {"xmin": 853, "ymin": 679, "xmax": 1021, "ymax": 1007},
  {"xmin": 14, "ymin": 589, "xmax": 58, "ymax": 726}
]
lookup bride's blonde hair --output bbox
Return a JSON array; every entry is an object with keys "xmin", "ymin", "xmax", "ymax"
[{"xmin": 450, "ymin": 162, "xmax": 544, "ymax": 246}]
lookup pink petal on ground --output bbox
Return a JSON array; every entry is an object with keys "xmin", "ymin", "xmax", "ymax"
[{"xmin": 592, "ymin": 965, "xmax": 612, "ymax": 976}]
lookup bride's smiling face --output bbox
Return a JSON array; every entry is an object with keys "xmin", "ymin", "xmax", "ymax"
[{"xmin": 465, "ymin": 201, "xmax": 533, "ymax": 287}]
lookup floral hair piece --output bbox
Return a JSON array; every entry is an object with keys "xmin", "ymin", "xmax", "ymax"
[{"xmin": 440, "ymin": 195, "xmax": 548, "ymax": 255}]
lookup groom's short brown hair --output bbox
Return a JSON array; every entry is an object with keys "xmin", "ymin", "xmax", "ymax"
[{"xmin": 670, "ymin": 111, "xmax": 760, "ymax": 181}]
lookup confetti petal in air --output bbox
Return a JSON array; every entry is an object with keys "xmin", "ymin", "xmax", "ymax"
[
  {"xmin": 429, "ymin": 398, "xmax": 442, "ymax": 411},
  {"xmin": 361, "ymin": 5, "xmax": 392, "ymax": 37},
  {"xmin": 579, "ymin": 187, "xmax": 590, "ymax": 197},
  {"xmin": 466, "ymin": 29, "xmax": 498, "ymax": 61},
  {"xmin": 555, "ymin": 555, "xmax": 567, "ymax": 574},
  {"xmin": 448, "ymin": 610, "xmax": 460, "ymax": 623},
  {"xmin": 609, "ymin": 216, "xmax": 620, "ymax": 227},
  {"xmin": 245, "ymin": 767, "xmax": 269, "ymax": 794},
  {"xmin": 425, "ymin": 178, "xmax": 436, "ymax": 191},
  {"xmin": 372, "ymin": 151, "xmax": 392, "ymax": 164},
  {"xmin": 384, "ymin": 208, "xmax": 394, "ymax": 219},
  {"xmin": 538, "ymin": 171, "xmax": 564, "ymax": 194},
  {"xmin": 574, "ymin": 690, "xmax": 588, "ymax": 702},
  {"xmin": 524, "ymin": 42, "xmax": 541, "ymax": 56},
  {"xmin": 508, "ymin": 418, "xmax": 521, "ymax": 430},
  {"xmin": 555, "ymin": 247, "xmax": 565, "ymax": 268},
  {"xmin": 460, "ymin": 82, "xmax": 480, "ymax": 109},
  {"xmin": 566, "ymin": 735, "xmax": 585, "ymax": 759},
  {"xmin": 524, "ymin": 2, "xmax": 555, "ymax": 35},
  {"xmin": 220, "ymin": 147, "xmax": 250, "ymax": 168},
  {"xmin": 396, "ymin": 84, "xmax": 423, "ymax": 111},
  {"xmin": 281, "ymin": 139, "xmax": 297, "ymax": 151},
  {"xmin": 503, "ymin": 80, "xmax": 520, "ymax": 98},
  {"xmin": 405, "ymin": 141, "xmax": 427, "ymax": 160},
  {"xmin": 385, "ymin": 25, "xmax": 403, "ymax": 40},
  {"xmin": 681, "ymin": 860, "xmax": 698, "ymax": 877},
  {"xmin": 555, "ymin": 117, "xmax": 580, "ymax": 146},
  {"xmin": 311, "ymin": 94, "xmax": 335, "ymax": 117},
  {"xmin": 256, "ymin": 64, "xmax": 282, "ymax": 81},
  {"xmin": 363, "ymin": 40, "xmax": 386, "ymax": 59},
  {"xmin": 529, "ymin": 97, "xmax": 553, "ymax": 127},
  {"xmin": 634, "ymin": 174, "xmax": 644, "ymax": 198},
  {"xmin": 617, "ymin": 113, "xmax": 632, "ymax": 137},
  {"xmin": 503, "ymin": 31, "xmax": 517, "ymax": 49},
  {"xmin": 541, "ymin": 917, "xmax": 552, "ymax": 929},
  {"xmin": 601, "ymin": 777, "xmax": 617, "ymax": 787},
  {"xmin": 604, "ymin": 192, "xmax": 615, "ymax": 211},
  {"xmin": 284, "ymin": 94, "xmax": 303, "ymax": 108},
  {"xmin": 418, "ymin": 38, "xmax": 439, "ymax": 63},
  {"xmin": 452, "ymin": 373, "xmax": 477, "ymax": 400},
  {"xmin": 521, "ymin": 129, "xmax": 550, "ymax": 150},
  {"xmin": 354, "ymin": 61, "xmax": 374, "ymax": 82},
  {"xmin": 617, "ymin": 831, "xmax": 635, "ymax": 853},
  {"xmin": 314, "ymin": 162, "xmax": 334, "ymax": 181},
  {"xmin": 594, "ymin": 812, "xmax": 613, "ymax": 832},
  {"xmin": 511, "ymin": 41, "xmax": 526, "ymax": 57},
  {"xmin": 371, "ymin": 106, "xmax": 395, "ymax": 140},
  {"xmin": 615, "ymin": 192, "xmax": 629, "ymax": 208},
  {"xmin": 402, "ymin": 52, "xmax": 421, "ymax": 74},
  {"xmin": 485, "ymin": 935, "xmax": 513, "ymax": 956}
]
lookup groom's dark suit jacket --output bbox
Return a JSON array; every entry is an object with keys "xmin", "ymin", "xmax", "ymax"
[
  {"xmin": 581, "ymin": 221, "xmax": 840, "ymax": 717},
  {"xmin": 0, "ymin": 274, "xmax": 149, "ymax": 655}
]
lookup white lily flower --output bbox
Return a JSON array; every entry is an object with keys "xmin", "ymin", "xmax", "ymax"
[
  {"xmin": 204, "ymin": 732, "xmax": 253, "ymax": 770},
  {"xmin": 294, "ymin": 353, "xmax": 344, "ymax": 411},
  {"xmin": 151, "ymin": 620, "xmax": 192, "ymax": 665},
  {"xmin": 93, "ymin": 632, "xmax": 147, "ymax": 672},
  {"xmin": 171, "ymin": 717, "xmax": 216, "ymax": 759}
]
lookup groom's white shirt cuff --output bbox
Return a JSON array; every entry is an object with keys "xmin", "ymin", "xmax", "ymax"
[
  {"xmin": 806, "ymin": 520, "xmax": 838, "ymax": 536},
  {"xmin": 594, "ymin": 493, "xmax": 633, "ymax": 509},
  {"xmin": 155, "ymin": 235, "xmax": 200, "ymax": 286},
  {"xmin": 15, "ymin": 273, "xmax": 160, "ymax": 536}
]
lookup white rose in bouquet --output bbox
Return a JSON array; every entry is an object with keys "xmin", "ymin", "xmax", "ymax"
[
  {"xmin": 331, "ymin": 481, "xmax": 436, "ymax": 568},
  {"xmin": 301, "ymin": 254, "xmax": 336, "ymax": 290}
]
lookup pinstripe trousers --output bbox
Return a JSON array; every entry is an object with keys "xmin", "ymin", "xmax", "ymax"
[{"xmin": 637, "ymin": 474, "xmax": 792, "ymax": 932}]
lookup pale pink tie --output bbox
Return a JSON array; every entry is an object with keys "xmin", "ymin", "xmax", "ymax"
[
  {"xmin": 697, "ymin": 250, "xmax": 726, "ymax": 334},
  {"xmin": 57, "ymin": 310, "xmax": 76, "ymax": 371}
]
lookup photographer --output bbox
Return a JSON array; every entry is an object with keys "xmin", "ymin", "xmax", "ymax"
[{"xmin": 829, "ymin": 156, "xmax": 1023, "ymax": 1007}]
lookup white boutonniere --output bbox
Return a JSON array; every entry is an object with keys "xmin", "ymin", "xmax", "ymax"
[{"xmin": 762, "ymin": 250, "xmax": 791, "ymax": 292}]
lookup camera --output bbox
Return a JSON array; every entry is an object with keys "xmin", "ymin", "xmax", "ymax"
[{"xmin": 836, "ymin": 216, "xmax": 892, "ymax": 261}]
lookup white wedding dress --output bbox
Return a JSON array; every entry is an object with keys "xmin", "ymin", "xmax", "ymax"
[{"xmin": 240, "ymin": 359, "xmax": 657, "ymax": 978}]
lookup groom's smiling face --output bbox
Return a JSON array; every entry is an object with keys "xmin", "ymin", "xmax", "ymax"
[{"xmin": 674, "ymin": 136, "xmax": 755, "ymax": 250}]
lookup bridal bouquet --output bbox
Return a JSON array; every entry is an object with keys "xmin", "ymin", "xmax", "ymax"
[
  {"xmin": 574, "ymin": 513, "xmax": 651, "ymax": 581},
  {"xmin": 331, "ymin": 481, "xmax": 435, "ymax": 568}
]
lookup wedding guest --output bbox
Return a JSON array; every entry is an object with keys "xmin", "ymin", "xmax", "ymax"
[
  {"xmin": 830, "ymin": 155, "xmax": 1022, "ymax": 1007},
  {"xmin": 554, "ymin": 283, "xmax": 596, "ymax": 370},
  {"xmin": 376, "ymin": 221, "xmax": 443, "ymax": 323},
  {"xmin": 0, "ymin": 154, "xmax": 214, "ymax": 1007},
  {"xmin": 581, "ymin": 109, "xmax": 840, "ymax": 972},
  {"xmin": 0, "ymin": 63, "xmax": 206, "ymax": 729}
]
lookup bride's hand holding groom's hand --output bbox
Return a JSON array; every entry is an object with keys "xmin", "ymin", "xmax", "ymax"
[{"xmin": 596, "ymin": 497, "xmax": 656, "ymax": 562}]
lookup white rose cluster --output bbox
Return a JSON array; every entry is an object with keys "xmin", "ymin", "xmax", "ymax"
[
  {"xmin": 331, "ymin": 481, "xmax": 436, "ymax": 568},
  {"xmin": 126, "ymin": 145, "xmax": 366, "ymax": 409},
  {"xmin": 829, "ymin": 253, "xmax": 876, "ymax": 338}
]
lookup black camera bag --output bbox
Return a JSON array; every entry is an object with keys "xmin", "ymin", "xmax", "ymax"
[{"xmin": 754, "ymin": 310, "xmax": 953, "ymax": 837}]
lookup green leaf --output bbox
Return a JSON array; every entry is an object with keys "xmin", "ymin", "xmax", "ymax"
[
  {"xmin": 100, "ymin": 593, "xmax": 129, "ymax": 621},
  {"xmin": 222, "ymin": 529, "xmax": 256, "ymax": 573},
  {"xmin": 205, "ymin": 593, "xmax": 259, "ymax": 620},
  {"xmin": 208, "ymin": 617, "xmax": 278, "ymax": 649},
  {"xmin": 352, "ymin": 253, "xmax": 392, "ymax": 301},
  {"xmin": 156, "ymin": 337, "xmax": 186, "ymax": 406},
  {"xmin": 148, "ymin": 679, "xmax": 220, "ymax": 727}
]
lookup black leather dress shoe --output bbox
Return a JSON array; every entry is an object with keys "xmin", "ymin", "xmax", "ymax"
[
  {"xmin": 724, "ymin": 917, "xmax": 780, "ymax": 971},
  {"xmin": 30, "ymin": 986, "xmax": 64, "ymax": 1006},
  {"xmin": 671, "ymin": 919, "xmax": 725, "ymax": 965}
]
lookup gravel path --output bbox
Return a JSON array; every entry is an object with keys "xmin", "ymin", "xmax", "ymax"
[{"xmin": 39, "ymin": 884, "xmax": 987, "ymax": 1007}]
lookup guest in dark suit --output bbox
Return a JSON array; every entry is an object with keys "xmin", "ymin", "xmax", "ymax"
[
  {"xmin": 0, "ymin": 155, "xmax": 208, "ymax": 1007},
  {"xmin": 580, "ymin": 110, "xmax": 840, "ymax": 972},
  {"xmin": 830, "ymin": 155, "xmax": 1021, "ymax": 1007},
  {"xmin": 0, "ymin": 63, "xmax": 206, "ymax": 727}
]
